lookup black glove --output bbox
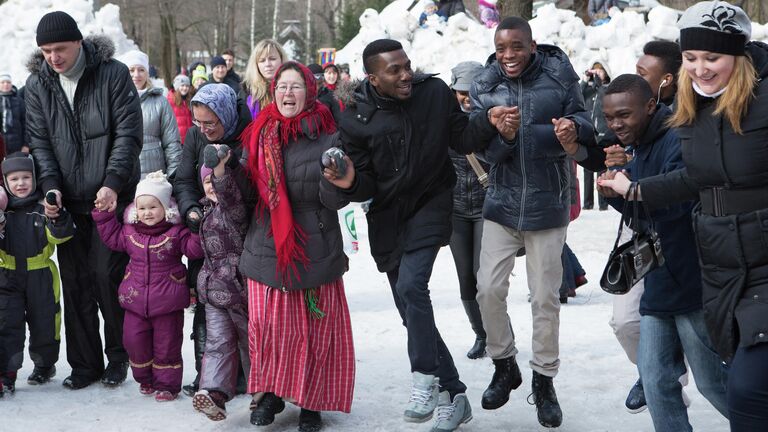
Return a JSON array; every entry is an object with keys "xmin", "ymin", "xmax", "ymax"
[
  {"xmin": 203, "ymin": 144, "xmax": 230, "ymax": 169},
  {"xmin": 320, "ymin": 147, "xmax": 347, "ymax": 177},
  {"xmin": 186, "ymin": 207, "xmax": 203, "ymax": 233}
]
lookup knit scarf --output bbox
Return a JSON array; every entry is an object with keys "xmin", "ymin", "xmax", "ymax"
[{"xmin": 242, "ymin": 62, "xmax": 336, "ymax": 286}]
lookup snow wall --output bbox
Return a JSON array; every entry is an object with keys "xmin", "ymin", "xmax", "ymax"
[
  {"xmin": 0, "ymin": 0, "xmax": 137, "ymax": 88},
  {"xmin": 335, "ymin": 0, "xmax": 768, "ymax": 83}
]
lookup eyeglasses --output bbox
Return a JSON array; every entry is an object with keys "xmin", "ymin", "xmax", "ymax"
[
  {"xmin": 275, "ymin": 84, "xmax": 306, "ymax": 94},
  {"xmin": 192, "ymin": 118, "xmax": 220, "ymax": 131}
]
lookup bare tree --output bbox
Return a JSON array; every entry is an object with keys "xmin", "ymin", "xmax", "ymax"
[{"xmin": 497, "ymin": 0, "xmax": 533, "ymax": 20}]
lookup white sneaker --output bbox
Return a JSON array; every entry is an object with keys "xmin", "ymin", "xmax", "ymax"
[
  {"xmin": 404, "ymin": 372, "xmax": 440, "ymax": 423},
  {"xmin": 431, "ymin": 391, "xmax": 473, "ymax": 432}
]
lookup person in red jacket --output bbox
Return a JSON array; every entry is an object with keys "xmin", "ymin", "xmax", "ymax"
[{"xmin": 167, "ymin": 74, "xmax": 195, "ymax": 144}]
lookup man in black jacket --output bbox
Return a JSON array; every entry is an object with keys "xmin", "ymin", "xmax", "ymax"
[
  {"xmin": 325, "ymin": 39, "xmax": 515, "ymax": 432},
  {"xmin": 25, "ymin": 11, "xmax": 142, "ymax": 390},
  {"xmin": 471, "ymin": 17, "xmax": 596, "ymax": 428}
]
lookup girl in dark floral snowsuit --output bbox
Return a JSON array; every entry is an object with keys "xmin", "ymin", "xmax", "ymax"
[{"xmin": 192, "ymin": 146, "xmax": 250, "ymax": 421}]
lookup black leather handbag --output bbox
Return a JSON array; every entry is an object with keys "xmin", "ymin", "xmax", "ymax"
[{"xmin": 600, "ymin": 183, "xmax": 665, "ymax": 295}]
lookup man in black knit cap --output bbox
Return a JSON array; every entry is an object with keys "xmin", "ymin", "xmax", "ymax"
[{"xmin": 25, "ymin": 11, "xmax": 142, "ymax": 390}]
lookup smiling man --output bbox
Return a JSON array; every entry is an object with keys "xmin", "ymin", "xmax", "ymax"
[
  {"xmin": 470, "ymin": 17, "xmax": 596, "ymax": 429},
  {"xmin": 327, "ymin": 39, "xmax": 516, "ymax": 432},
  {"xmin": 25, "ymin": 11, "xmax": 142, "ymax": 390}
]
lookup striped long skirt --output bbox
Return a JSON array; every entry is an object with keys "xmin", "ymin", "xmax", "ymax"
[{"xmin": 247, "ymin": 278, "xmax": 355, "ymax": 413}]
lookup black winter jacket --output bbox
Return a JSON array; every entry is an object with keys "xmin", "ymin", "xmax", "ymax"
[
  {"xmin": 470, "ymin": 47, "xmax": 596, "ymax": 232},
  {"xmin": 338, "ymin": 75, "xmax": 493, "ymax": 272},
  {"xmin": 25, "ymin": 36, "xmax": 143, "ymax": 214},
  {"xmin": 172, "ymin": 97, "xmax": 252, "ymax": 221},
  {"xmin": 0, "ymin": 86, "xmax": 26, "ymax": 153},
  {"xmin": 240, "ymin": 131, "xmax": 348, "ymax": 289},
  {"xmin": 640, "ymin": 42, "xmax": 768, "ymax": 362},
  {"xmin": 450, "ymin": 149, "xmax": 487, "ymax": 219}
]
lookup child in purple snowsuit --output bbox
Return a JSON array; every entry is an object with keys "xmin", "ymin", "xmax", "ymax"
[
  {"xmin": 192, "ymin": 145, "xmax": 250, "ymax": 421},
  {"xmin": 92, "ymin": 171, "xmax": 204, "ymax": 402}
]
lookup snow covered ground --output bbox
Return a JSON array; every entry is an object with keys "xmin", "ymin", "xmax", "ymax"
[{"xmin": 4, "ymin": 209, "xmax": 729, "ymax": 431}]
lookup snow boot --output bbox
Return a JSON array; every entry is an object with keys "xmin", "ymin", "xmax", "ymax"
[
  {"xmin": 2, "ymin": 371, "xmax": 15, "ymax": 395},
  {"xmin": 27, "ymin": 365, "xmax": 56, "ymax": 385},
  {"xmin": 298, "ymin": 408, "xmax": 323, "ymax": 432},
  {"xmin": 184, "ymin": 303, "xmax": 207, "ymax": 397},
  {"xmin": 430, "ymin": 391, "xmax": 473, "ymax": 432},
  {"xmin": 625, "ymin": 379, "xmax": 647, "ymax": 413},
  {"xmin": 63, "ymin": 374, "xmax": 97, "ymax": 390},
  {"xmin": 250, "ymin": 392, "xmax": 285, "ymax": 425},
  {"xmin": 139, "ymin": 383, "xmax": 155, "ymax": 395},
  {"xmin": 462, "ymin": 300, "xmax": 487, "ymax": 359},
  {"xmin": 529, "ymin": 371, "xmax": 562, "ymax": 428},
  {"xmin": 155, "ymin": 390, "xmax": 178, "ymax": 402},
  {"xmin": 101, "ymin": 361, "xmax": 129, "ymax": 387},
  {"xmin": 481, "ymin": 356, "xmax": 522, "ymax": 409},
  {"xmin": 404, "ymin": 372, "xmax": 440, "ymax": 423},
  {"xmin": 193, "ymin": 390, "xmax": 227, "ymax": 421}
]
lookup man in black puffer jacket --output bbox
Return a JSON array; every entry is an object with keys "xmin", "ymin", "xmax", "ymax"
[
  {"xmin": 25, "ymin": 12, "xmax": 142, "ymax": 390},
  {"xmin": 326, "ymin": 39, "xmax": 515, "ymax": 432},
  {"xmin": 471, "ymin": 17, "xmax": 596, "ymax": 429}
]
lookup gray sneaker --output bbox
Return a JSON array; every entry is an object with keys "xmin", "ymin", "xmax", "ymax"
[
  {"xmin": 430, "ymin": 391, "xmax": 473, "ymax": 432},
  {"xmin": 404, "ymin": 372, "xmax": 440, "ymax": 423}
]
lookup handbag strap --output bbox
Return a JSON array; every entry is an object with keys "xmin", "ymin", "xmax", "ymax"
[
  {"xmin": 610, "ymin": 183, "xmax": 635, "ymax": 251},
  {"xmin": 465, "ymin": 153, "xmax": 489, "ymax": 189}
]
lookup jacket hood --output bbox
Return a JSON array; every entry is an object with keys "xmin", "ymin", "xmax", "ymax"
[
  {"xmin": 26, "ymin": 34, "xmax": 116, "ymax": 75},
  {"xmin": 140, "ymin": 86, "xmax": 164, "ymax": 102},
  {"xmin": 747, "ymin": 41, "xmax": 768, "ymax": 80},
  {"xmin": 334, "ymin": 79, "xmax": 361, "ymax": 108},
  {"xmin": 638, "ymin": 104, "xmax": 672, "ymax": 150},
  {"xmin": 586, "ymin": 56, "xmax": 612, "ymax": 81},
  {"xmin": 481, "ymin": 44, "xmax": 579, "ymax": 87}
]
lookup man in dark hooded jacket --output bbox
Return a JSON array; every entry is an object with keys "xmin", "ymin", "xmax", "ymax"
[
  {"xmin": 25, "ymin": 11, "xmax": 142, "ymax": 390},
  {"xmin": 471, "ymin": 17, "xmax": 596, "ymax": 428}
]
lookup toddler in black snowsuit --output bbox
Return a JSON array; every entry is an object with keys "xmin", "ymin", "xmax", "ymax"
[{"xmin": 0, "ymin": 152, "xmax": 74, "ymax": 397}]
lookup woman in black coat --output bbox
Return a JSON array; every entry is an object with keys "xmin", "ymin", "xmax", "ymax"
[{"xmin": 599, "ymin": 3, "xmax": 768, "ymax": 430}]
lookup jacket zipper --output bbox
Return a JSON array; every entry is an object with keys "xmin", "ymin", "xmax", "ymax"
[
  {"xmin": 145, "ymin": 235, "xmax": 151, "ymax": 318},
  {"xmin": 516, "ymin": 79, "xmax": 526, "ymax": 231}
]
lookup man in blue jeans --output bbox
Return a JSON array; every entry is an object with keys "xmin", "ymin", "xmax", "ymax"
[{"xmin": 599, "ymin": 74, "xmax": 728, "ymax": 431}]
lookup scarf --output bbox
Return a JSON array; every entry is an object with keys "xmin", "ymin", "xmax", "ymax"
[
  {"xmin": 693, "ymin": 82, "xmax": 728, "ymax": 98},
  {"xmin": 242, "ymin": 61, "xmax": 336, "ymax": 286},
  {"xmin": 191, "ymin": 83, "xmax": 239, "ymax": 139}
]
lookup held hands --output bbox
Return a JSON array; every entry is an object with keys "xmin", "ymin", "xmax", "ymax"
[
  {"xmin": 597, "ymin": 170, "xmax": 632, "ymax": 198},
  {"xmin": 94, "ymin": 187, "xmax": 117, "ymax": 212},
  {"xmin": 323, "ymin": 155, "xmax": 356, "ymax": 190},
  {"xmin": 44, "ymin": 189, "xmax": 63, "ymax": 218},
  {"xmin": 552, "ymin": 117, "xmax": 578, "ymax": 155},
  {"xmin": 604, "ymin": 145, "xmax": 629, "ymax": 168},
  {"xmin": 488, "ymin": 106, "xmax": 520, "ymax": 141}
]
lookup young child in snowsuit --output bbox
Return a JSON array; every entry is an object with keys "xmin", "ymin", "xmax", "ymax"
[
  {"xmin": 192, "ymin": 145, "xmax": 249, "ymax": 421},
  {"xmin": 92, "ymin": 171, "xmax": 203, "ymax": 401},
  {"xmin": 0, "ymin": 152, "xmax": 73, "ymax": 397}
]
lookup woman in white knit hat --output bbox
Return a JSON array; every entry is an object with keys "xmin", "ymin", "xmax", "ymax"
[
  {"xmin": 600, "ymin": 2, "xmax": 768, "ymax": 429},
  {"xmin": 118, "ymin": 50, "xmax": 182, "ymax": 178},
  {"xmin": 167, "ymin": 73, "xmax": 194, "ymax": 144}
]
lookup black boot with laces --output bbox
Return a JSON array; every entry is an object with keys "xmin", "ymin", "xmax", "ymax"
[
  {"xmin": 250, "ymin": 392, "xmax": 286, "ymax": 426},
  {"xmin": 528, "ymin": 371, "xmax": 562, "ymax": 428},
  {"xmin": 481, "ymin": 356, "xmax": 523, "ymax": 409}
]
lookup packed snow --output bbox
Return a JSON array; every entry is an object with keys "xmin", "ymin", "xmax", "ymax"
[
  {"xmin": 4, "ymin": 210, "xmax": 729, "ymax": 431},
  {"xmin": 335, "ymin": 0, "xmax": 768, "ymax": 83}
]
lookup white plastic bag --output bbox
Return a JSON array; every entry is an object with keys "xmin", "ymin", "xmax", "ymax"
[{"xmin": 338, "ymin": 205, "xmax": 359, "ymax": 255}]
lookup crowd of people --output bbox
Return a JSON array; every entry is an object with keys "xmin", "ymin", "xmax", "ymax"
[{"xmin": 0, "ymin": 1, "xmax": 766, "ymax": 431}]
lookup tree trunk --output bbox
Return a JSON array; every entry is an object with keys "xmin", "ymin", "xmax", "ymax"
[
  {"xmin": 306, "ymin": 0, "xmax": 313, "ymax": 63},
  {"xmin": 273, "ymin": 0, "xmax": 281, "ymax": 39},
  {"xmin": 497, "ymin": 0, "xmax": 533, "ymax": 20}
]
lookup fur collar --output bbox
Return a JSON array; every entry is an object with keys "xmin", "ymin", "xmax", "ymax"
[{"xmin": 26, "ymin": 34, "xmax": 116, "ymax": 75}]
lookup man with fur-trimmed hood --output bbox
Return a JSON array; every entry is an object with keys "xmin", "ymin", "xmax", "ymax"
[{"xmin": 24, "ymin": 11, "xmax": 142, "ymax": 390}]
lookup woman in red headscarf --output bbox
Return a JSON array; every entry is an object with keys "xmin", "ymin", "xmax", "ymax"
[{"xmin": 239, "ymin": 61, "xmax": 354, "ymax": 432}]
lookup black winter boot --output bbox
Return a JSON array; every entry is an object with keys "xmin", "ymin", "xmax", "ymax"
[
  {"xmin": 298, "ymin": 408, "xmax": 323, "ymax": 432},
  {"xmin": 462, "ymin": 300, "xmax": 487, "ymax": 359},
  {"xmin": 529, "ymin": 371, "xmax": 562, "ymax": 428},
  {"xmin": 101, "ymin": 361, "xmax": 129, "ymax": 387},
  {"xmin": 2, "ymin": 371, "xmax": 16, "ymax": 395},
  {"xmin": 28, "ymin": 365, "xmax": 56, "ymax": 385},
  {"xmin": 184, "ymin": 303, "xmax": 207, "ymax": 397},
  {"xmin": 481, "ymin": 356, "xmax": 523, "ymax": 409},
  {"xmin": 250, "ymin": 392, "xmax": 285, "ymax": 426}
]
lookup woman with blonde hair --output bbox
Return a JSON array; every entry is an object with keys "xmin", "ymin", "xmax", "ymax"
[
  {"xmin": 599, "ymin": 2, "xmax": 768, "ymax": 430},
  {"xmin": 242, "ymin": 39, "xmax": 287, "ymax": 119}
]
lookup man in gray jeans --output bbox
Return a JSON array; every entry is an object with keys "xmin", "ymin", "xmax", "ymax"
[{"xmin": 470, "ymin": 17, "xmax": 596, "ymax": 428}]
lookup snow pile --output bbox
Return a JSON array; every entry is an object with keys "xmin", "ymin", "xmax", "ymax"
[
  {"xmin": 0, "ymin": 0, "xmax": 137, "ymax": 87},
  {"xmin": 336, "ymin": 0, "xmax": 768, "ymax": 83}
]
